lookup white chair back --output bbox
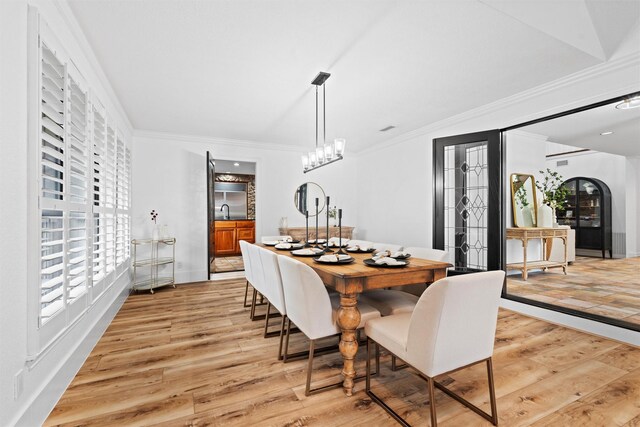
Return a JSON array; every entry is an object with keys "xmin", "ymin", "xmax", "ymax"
[
  {"xmin": 261, "ymin": 235, "xmax": 292, "ymax": 243},
  {"xmin": 239, "ymin": 240, "xmax": 253, "ymax": 283},
  {"xmin": 346, "ymin": 239, "xmax": 373, "ymax": 248},
  {"xmin": 373, "ymin": 242, "xmax": 403, "ymax": 252},
  {"xmin": 247, "ymin": 243, "xmax": 266, "ymax": 295},
  {"xmin": 277, "ymin": 256, "xmax": 335, "ymax": 340},
  {"xmin": 406, "ymin": 271, "xmax": 504, "ymax": 377},
  {"xmin": 404, "ymin": 247, "xmax": 449, "ymax": 263},
  {"xmin": 257, "ymin": 246, "xmax": 287, "ymax": 315}
]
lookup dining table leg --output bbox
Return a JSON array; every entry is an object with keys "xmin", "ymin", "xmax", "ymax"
[{"xmin": 337, "ymin": 292, "xmax": 361, "ymax": 396}]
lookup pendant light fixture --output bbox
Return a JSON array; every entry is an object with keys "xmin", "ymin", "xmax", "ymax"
[{"xmin": 302, "ymin": 71, "xmax": 346, "ymax": 173}]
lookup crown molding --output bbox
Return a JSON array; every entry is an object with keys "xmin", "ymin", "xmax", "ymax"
[
  {"xmin": 132, "ymin": 129, "xmax": 309, "ymax": 154},
  {"xmin": 357, "ymin": 52, "xmax": 640, "ymax": 156},
  {"xmin": 53, "ymin": 1, "xmax": 134, "ymax": 132}
]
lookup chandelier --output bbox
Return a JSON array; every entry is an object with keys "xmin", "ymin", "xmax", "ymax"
[{"xmin": 302, "ymin": 72, "xmax": 346, "ymax": 173}]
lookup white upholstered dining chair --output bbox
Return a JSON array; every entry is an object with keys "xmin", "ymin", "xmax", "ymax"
[
  {"xmin": 365, "ymin": 270, "xmax": 505, "ymax": 426},
  {"xmin": 277, "ymin": 255, "xmax": 381, "ymax": 396},
  {"xmin": 238, "ymin": 240, "xmax": 254, "ymax": 308},
  {"xmin": 257, "ymin": 246, "xmax": 289, "ymax": 356},
  {"xmin": 398, "ymin": 247, "xmax": 450, "ymax": 297},
  {"xmin": 247, "ymin": 243, "xmax": 267, "ymax": 320}
]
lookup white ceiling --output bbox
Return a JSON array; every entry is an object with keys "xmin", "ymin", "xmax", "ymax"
[
  {"xmin": 213, "ymin": 159, "xmax": 255, "ymax": 175},
  {"xmin": 517, "ymin": 98, "xmax": 640, "ymax": 157},
  {"xmin": 67, "ymin": 0, "xmax": 640, "ymax": 153}
]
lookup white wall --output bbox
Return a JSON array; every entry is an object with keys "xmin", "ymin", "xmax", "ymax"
[
  {"xmin": 626, "ymin": 157, "xmax": 640, "ymax": 257},
  {"xmin": 131, "ymin": 133, "xmax": 359, "ymax": 283},
  {"xmin": 0, "ymin": 2, "xmax": 133, "ymax": 425},
  {"xmin": 504, "ymin": 131, "xmax": 548, "ymax": 264}
]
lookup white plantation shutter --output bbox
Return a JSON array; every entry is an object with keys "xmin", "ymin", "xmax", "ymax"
[
  {"xmin": 68, "ymin": 76, "xmax": 89, "ymax": 205},
  {"xmin": 40, "ymin": 44, "xmax": 65, "ymax": 201},
  {"xmin": 115, "ymin": 135, "xmax": 126, "ymax": 266},
  {"xmin": 40, "ymin": 209, "xmax": 65, "ymax": 321},
  {"xmin": 124, "ymin": 148, "xmax": 131, "ymax": 259},
  {"xmin": 105, "ymin": 125, "xmax": 116, "ymax": 209},
  {"xmin": 105, "ymin": 212, "xmax": 115, "ymax": 274},
  {"xmin": 91, "ymin": 105, "xmax": 107, "ymax": 291},
  {"xmin": 104, "ymin": 123, "xmax": 116, "ymax": 274},
  {"xmin": 67, "ymin": 211, "xmax": 88, "ymax": 301},
  {"xmin": 32, "ymin": 16, "xmax": 132, "ymax": 346}
]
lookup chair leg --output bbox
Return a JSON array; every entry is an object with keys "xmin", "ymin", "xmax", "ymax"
[
  {"xmin": 427, "ymin": 376, "xmax": 438, "ymax": 426},
  {"xmin": 431, "ymin": 358, "xmax": 498, "ymax": 425},
  {"xmin": 487, "ymin": 358, "xmax": 498, "ymax": 426},
  {"xmin": 366, "ymin": 337, "xmax": 371, "ymax": 391},
  {"xmin": 249, "ymin": 289, "xmax": 273, "ymax": 321},
  {"xmin": 243, "ymin": 280, "xmax": 251, "ymax": 307},
  {"xmin": 391, "ymin": 355, "xmax": 408, "ymax": 371},
  {"xmin": 277, "ymin": 315, "xmax": 287, "ymax": 360},
  {"xmin": 283, "ymin": 317, "xmax": 292, "ymax": 363},
  {"xmin": 250, "ymin": 288, "xmax": 258, "ymax": 320},
  {"xmin": 305, "ymin": 340, "xmax": 316, "ymax": 396},
  {"xmin": 263, "ymin": 301, "xmax": 271, "ymax": 338}
]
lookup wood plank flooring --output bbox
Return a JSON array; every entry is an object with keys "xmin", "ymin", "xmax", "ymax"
[
  {"xmin": 507, "ymin": 256, "xmax": 640, "ymax": 326},
  {"xmin": 45, "ymin": 278, "xmax": 640, "ymax": 426}
]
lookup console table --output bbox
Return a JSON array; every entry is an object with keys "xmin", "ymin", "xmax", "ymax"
[
  {"xmin": 506, "ymin": 227, "xmax": 567, "ymax": 280},
  {"xmin": 278, "ymin": 226, "xmax": 354, "ymax": 242}
]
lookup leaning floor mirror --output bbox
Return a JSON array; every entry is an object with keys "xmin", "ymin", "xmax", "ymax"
[{"xmin": 510, "ymin": 173, "xmax": 537, "ymax": 227}]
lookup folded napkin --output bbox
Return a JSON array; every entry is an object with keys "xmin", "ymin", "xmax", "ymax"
[
  {"xmin": 292, "ymin": 248, "xmax": 324, "ymax": 255},
  {"xmin": 374, "ymin": 257, "xmax": 405, "ymax": 266},
  {"xmin": 318, "ymin": 254, "xmax": 352, "ymax": 262},
  {"xmin": 373, "ymin": 250, "xmax": 391, "ymax": 259},
  {"xmin": 275, "ymin": 243, "xmax": 292, "ymax": 249},
  {"xmin": 391, "ymin": 251, "xmax": 409, "ymax": 258},
  {"xmin": 264, "ymin": 240, "xmax": 279, "ymax": 245},
  {"xmin": 347, "ymin": 244, "xmax": 373, "ymax": 252}
]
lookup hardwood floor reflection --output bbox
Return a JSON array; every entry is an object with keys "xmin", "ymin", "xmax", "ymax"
[
  {"xmin": 45, "ymin": 278, "xmax": 640, "ymax": 426},
  {"xmin": 508, "ymin": 256, "xmax": 640, "ymax": 325}
]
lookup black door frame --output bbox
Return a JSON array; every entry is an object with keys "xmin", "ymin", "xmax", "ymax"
[
  {"xmin": 433, "ymin": 130, "xmax": 504, "ymax": 274},
  {"xmin": 206, "ymin": 151, "xmax": 215, "ymax": 277}
]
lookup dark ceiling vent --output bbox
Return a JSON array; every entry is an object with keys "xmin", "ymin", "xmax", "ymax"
[{"xmin": 380, "ymin": 125, "xmax": 396, "ymax": 132}]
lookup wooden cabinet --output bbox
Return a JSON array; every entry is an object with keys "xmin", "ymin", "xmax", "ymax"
[
  {"xmin": 557, "ymin": 177, "xmax": 612, "ymax": 258},
  {"xmin": 214, "ymin": 220, "xmax": 255, "ymax": 256}
]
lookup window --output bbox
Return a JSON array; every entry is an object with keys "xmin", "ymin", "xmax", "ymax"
[{"xmin": 35, "ymin": 30, "xmax": 131, "ymax": 332}]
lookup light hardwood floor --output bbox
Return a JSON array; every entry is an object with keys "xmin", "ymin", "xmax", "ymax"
[
  {"xmin": 507, "ymin": 256, "xmax": 640, "ymax": 326},
  {"xmin": 45, "ymin": 278, "xmax": 640, "ymax": 426}
]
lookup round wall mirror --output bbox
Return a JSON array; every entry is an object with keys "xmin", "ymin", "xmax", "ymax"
[{"xmin": 294, "ymin": 182, "xmax": 326, "ymax": 216}]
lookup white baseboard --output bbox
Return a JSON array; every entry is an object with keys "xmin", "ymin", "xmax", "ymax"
[
  {"xmin": 15, "ymin": 274, "xmax": 131, "ymax": 427},
  {"xmin": 500, "ymin": 298, "xmax": 640, "ymax": 346}
]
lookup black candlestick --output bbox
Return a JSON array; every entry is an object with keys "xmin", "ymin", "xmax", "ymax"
[
  {"xmin": 324, "ymin": 196, "xmax": 333, "ymax": 253},
  {"xmin": 304, "ymin": 210, "xmax": 311, "ymax": 247},
  {"xmin": 337, "ymin": 208, "xmax": 347, "ymax": 254},
  {"xmin": 314, "ymin": 198, "xmax": 322, "ymax": 250}
]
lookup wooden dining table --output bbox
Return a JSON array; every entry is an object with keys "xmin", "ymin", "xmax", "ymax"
[{"xmin": 262, "ymin": 244, "xmax": 451, "ymax": 396}]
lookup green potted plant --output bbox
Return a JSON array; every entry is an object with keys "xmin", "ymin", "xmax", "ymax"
[{"xmin": 535, "ymin": 169, "xmax": 569, "ymax": 226}]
